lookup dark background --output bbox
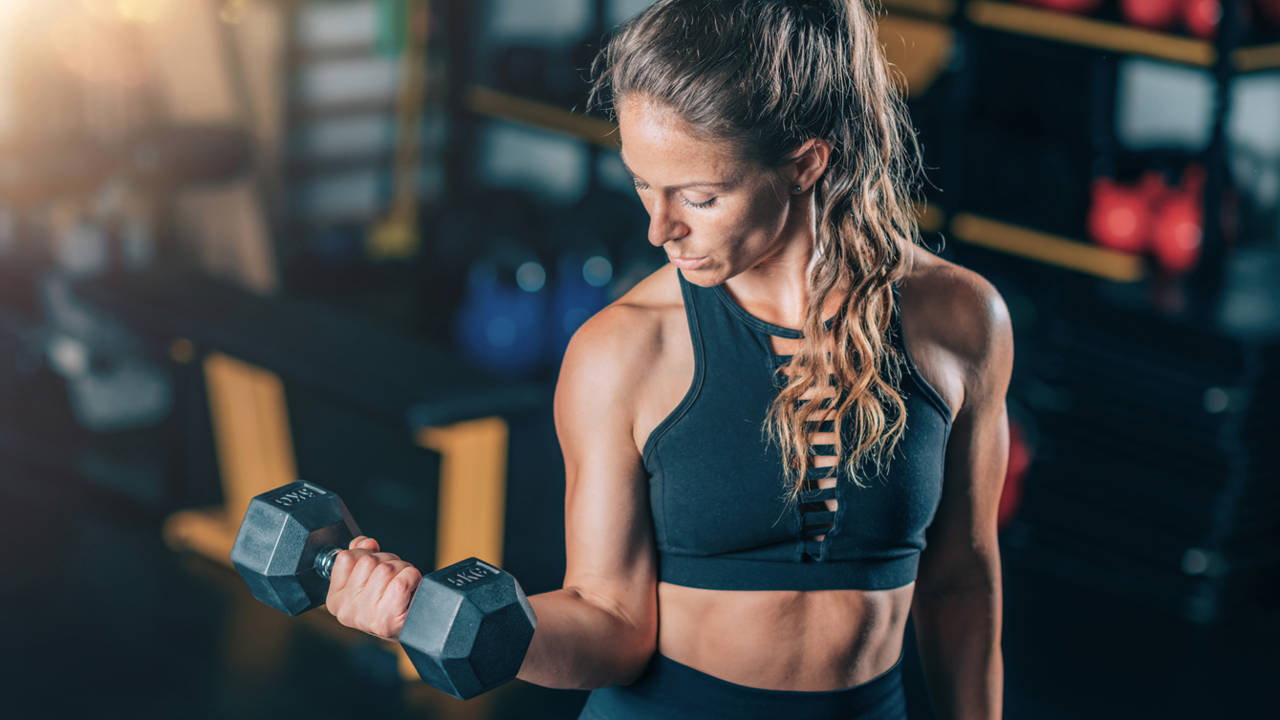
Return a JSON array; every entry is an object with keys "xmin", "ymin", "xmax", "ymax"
[{"xmin": 1, "ymin": 0, "xmax": 1278, "ymax": 717}]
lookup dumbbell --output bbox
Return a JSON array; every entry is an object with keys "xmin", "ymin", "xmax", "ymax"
[{"xmin": 230, "ymin": 481, "xmax": 537, "ymax": 700}]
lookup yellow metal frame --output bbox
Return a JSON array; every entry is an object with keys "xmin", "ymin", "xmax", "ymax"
[
  {"xmin": 918, "ymin": 202, "xmax": 946, "ymax": 234},
  {"xmin": 466, "ymin": 85, "xmax": 619, "ymax": 148},
  {"xmin": 882, "ymin": 0, "xmax": 956, "ymax": 21},
  {"xmin": 1233, "ymin": 43, "xmax": 1280, "ymax": 74},
  {"xmin": 951, "ymin": 213, "xmax": 1146, "ymax": 282},
  {"xmin": 967, "ymin": 2, "xmax": 1215, "ymax": 67},
  {"xmin": 417, "ymin": 417, "xmax": 510, "ymax": 569},
  {"xmin": 162, "ymin": 352, "xmax": 297, "ymax": 562}
]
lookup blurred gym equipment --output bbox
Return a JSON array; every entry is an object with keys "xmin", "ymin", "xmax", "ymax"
[
  {"xmin": 37, "ymin": 125, "xmax": 255, "ymax": 433},
  {"xmin": 366, "ymin": 0, "xmax": 431, "ymax": 261}
]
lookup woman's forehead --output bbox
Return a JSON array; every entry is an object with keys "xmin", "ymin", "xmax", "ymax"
[{"xmin": 616, "ymin": 97, "xmax": 746, "ymax": 184}]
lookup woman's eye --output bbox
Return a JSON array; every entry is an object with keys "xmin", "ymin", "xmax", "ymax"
[{"xmin": 630, "ymin": 178, "xmax": 714, "ymax": 209}]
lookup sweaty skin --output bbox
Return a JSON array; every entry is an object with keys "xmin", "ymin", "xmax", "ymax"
[{"xmin": 324, "ymin": 96, "xmax": 1010, "ymax": 715}]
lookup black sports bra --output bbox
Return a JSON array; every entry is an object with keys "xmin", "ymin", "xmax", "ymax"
[{"xmin": 641, "ymin": 272, "xmax": 953, "ymax": 591}]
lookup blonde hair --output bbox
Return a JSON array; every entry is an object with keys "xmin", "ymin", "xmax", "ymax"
[{"xmin": 591, "ymin": 0, "xmax": 926, "ymax": 499}]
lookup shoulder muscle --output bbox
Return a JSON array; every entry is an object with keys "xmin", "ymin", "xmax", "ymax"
[{"xmin": 913, "ymin": 262, "xmax": 1013, "ymax": 413}]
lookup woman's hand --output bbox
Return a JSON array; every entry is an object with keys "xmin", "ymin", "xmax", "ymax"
[{"xmin": 324, "ymin": 536, "xmax": 423, "ymax": 641}]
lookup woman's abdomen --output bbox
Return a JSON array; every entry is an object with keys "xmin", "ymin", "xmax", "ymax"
[{"xmin": 655, "ymin": 582, "xmax": 914, "ymax": 691}]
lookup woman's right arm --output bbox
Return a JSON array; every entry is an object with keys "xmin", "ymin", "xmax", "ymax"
[
  {"xmin": 324, "ymin": 306, "xmax": 659, "ymax": 689},
  {"xmin": 517, "ymin": 305, "xmax": 660, "ymax": 690}
]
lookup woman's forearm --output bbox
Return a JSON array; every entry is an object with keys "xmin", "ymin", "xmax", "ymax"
[
  {"xmin": 912, "ymin": 586, "xmax": 1003, "ymax": 720},
  {"xmin": 516, "ymin": 587, "xmax": 656, "ymax": 690}
]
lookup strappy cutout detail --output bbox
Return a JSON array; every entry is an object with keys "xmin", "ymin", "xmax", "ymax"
[
  {"xmin": 772, "ymin": 336, "xmax": 841, "ymax": 556},
  {"xmin": 799, "ymin": 486, "xmax": 838, "ymax": 503},
  {"xmin": 712, "ymin": 281, "xmax": 928, "ymax": 563},
  {"xmin": 645, "ymin": 272, "xmax": 946, "ymax": 591}
]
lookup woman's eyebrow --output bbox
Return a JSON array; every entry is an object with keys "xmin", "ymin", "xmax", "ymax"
[{"xmin": 619, "ymin": 151, "xmax": 738, "ymax": 190}]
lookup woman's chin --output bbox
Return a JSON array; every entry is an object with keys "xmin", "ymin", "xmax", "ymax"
[{"xmin": 674, "ymin": 263, "xmax": 726, "ymax": 287}]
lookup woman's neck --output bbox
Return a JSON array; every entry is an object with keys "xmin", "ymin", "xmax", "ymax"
[{"xmin": 723, "ymin": 221, "xmax": 847, "ymax": 330}]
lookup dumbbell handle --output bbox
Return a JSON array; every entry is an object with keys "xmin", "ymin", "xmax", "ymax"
[
  {"xmin": 313, "ymin": 546, "xmax": 488, "ymax": 586},
  {"xmin": 315, "ymin": 547, "xmax": 343, "ymax": 580}
]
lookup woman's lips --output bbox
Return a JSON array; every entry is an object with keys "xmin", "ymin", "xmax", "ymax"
[{"xmin": 668, "ymin": 255, "xmax": 709, "ymax": 270}]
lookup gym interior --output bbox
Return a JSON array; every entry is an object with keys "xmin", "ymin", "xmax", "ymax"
[{"xmin": 1, "ymin": 1, "xmax": 1277, "ymax": 717}]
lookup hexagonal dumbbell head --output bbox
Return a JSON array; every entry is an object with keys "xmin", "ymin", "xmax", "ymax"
[
  {"xmin": 399, "ymin": 557, "xmax": 537, "ymax": 700},
  {"xmin": 230, "ymin": 481, "xmax": 361, "ymax": 616}
]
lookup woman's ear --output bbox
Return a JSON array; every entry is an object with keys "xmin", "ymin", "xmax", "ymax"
[{"xmin": 788, "ymin": 138, "xmax": 832, "ymax": 194}]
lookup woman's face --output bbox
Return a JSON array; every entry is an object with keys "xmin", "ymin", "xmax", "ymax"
[{"xmin": 616, "ymin": 96, "xmax": 797, "ymax": 287}]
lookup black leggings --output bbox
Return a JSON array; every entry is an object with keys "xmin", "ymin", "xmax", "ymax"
[{"xmin": 577, "ymin": 653, "xmax": 907, "ymax": 720}]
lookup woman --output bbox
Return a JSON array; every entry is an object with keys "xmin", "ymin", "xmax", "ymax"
[{"xmin": 324, "ymin": 1, "xmax": 1011, "ymax": 717}]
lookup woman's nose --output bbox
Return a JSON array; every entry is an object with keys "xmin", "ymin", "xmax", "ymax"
[{"xmin": 646, "ymin": 198, "xmax": 687, "ymax": 248}]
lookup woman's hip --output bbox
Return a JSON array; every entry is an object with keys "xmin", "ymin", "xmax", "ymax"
[{"xmin": 577, "ymin": 651, "xmax": 907, "ymax": 720}]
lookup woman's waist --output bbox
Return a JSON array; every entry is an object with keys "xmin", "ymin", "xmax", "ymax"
[{"xmin": 655, "ymin": 581, "xmax": 913, "ymax": 691}]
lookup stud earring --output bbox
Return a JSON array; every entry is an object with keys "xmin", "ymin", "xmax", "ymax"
[{"xmin": 792, "ymin": 184, "xmax": 803, "ymax": 194}]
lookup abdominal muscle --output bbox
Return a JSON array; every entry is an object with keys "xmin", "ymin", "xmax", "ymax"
[{"xmin": 654, "ymin": 581, "xmax": 915, "ymax": 691}]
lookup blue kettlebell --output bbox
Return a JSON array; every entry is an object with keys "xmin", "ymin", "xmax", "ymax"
[
  {"xmin": 547, "ymin": 251, "xmax": 612, "ymax": 362},
  {"xmin": 455, "ymin": 253, "xmax": 549, "ymax": 377}
]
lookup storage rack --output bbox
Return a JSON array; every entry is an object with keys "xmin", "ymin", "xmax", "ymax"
[
  {"xmin": 453, "ymin": 0, "xmax": 1280, "ymax": 296},
  {"xmin": 280, "ymin": 0, "xmax": 452, "ymax": 262}
]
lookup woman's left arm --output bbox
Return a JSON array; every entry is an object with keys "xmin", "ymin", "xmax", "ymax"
[{"xmin": 911, "ymin": 272, "xmax": 1014, "ymax": 720}]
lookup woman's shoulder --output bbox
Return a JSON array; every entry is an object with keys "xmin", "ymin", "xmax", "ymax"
[
  {"xmin": 896, "ymin": 246, "xmax": 1013, "ymax": 415},
  {"xmin": 899, "ymin": 247, "xmax": 1010, "ymax": 349},
  {"xmin": 616, "ymin": 261, "xmax": 684, "ymax": 309},
  {"xmin": 556, "ymin": 263, "xmax": 690, "ymax": 445},
  {"xmin": 562, "ymin": 263, "xmax": 685, "ymax": 376},
  {"xmin": 586, "ymin": 262, "xmax": 683, "ymax": 335}
]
